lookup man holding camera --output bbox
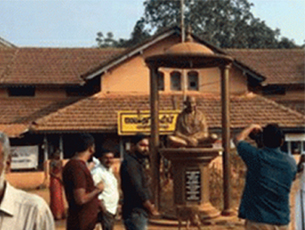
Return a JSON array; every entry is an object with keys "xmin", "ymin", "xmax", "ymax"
[{"xmin": 233, "ymin": 123, "xmax": 297, "ymax": 230}]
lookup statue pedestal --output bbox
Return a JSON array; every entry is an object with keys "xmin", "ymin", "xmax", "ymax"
[{"xmin": 160, "ymin": 147, "xmax": 222, "ymax": 220}]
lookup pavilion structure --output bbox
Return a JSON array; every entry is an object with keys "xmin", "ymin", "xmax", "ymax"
[{"xmin": 145, "ymin": 34, "xmax": 234, "ymax": 218}]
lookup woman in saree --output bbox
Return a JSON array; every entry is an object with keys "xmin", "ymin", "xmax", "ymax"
[{"xmin": 49, "ymin": 149, "xmax": 66, "ymax": 220}]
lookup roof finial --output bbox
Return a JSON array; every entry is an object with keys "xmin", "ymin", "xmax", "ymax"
[{"xmin": 186, "ymin": 25, "xmax": 193, "ymax": 42}]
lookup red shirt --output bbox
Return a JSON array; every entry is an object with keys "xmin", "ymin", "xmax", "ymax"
[{"xmin": 63, "ymin": 159, "xmax": 99, "ymax": 230}]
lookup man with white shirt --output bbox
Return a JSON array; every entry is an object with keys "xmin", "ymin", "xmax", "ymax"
[
  {"xmin": 91, "ymin": 148, "xmax": 119, "ymax": 230},
  {"xmin": 0, "ymin": 131, "xmax": 55, "ymax": 230}
]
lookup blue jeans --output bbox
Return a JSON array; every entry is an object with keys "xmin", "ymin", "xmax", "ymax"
[{"xmin": 123, "ymin": 211, "xmax": 148, "ymax": 230}]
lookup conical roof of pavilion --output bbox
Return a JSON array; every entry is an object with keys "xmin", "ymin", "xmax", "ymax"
[{"xmin": 145, "ymin": 35, "xmax": 233, "ymax": 69}]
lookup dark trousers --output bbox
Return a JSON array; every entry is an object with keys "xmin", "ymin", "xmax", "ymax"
[{"xmin": 98, "ymin": 211, "xmax": 115, "ymax": 230}]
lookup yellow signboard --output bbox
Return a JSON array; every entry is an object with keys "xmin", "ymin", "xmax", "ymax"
[{"xmin": 118, "ymin": 110, "xmax": 180, "ymax": 135}]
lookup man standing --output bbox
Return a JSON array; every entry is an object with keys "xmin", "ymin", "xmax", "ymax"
[
  {"xmin": 233, "ymin": 124, "xmax": 297, "ymax": 230},
  {"xmin": 0, "ymin": 131, "xmax": 55, "ymax": 230},
  {"xmin": 91, "ymin": 148, "xmax": 119, "ymax": 230},
  {"xmin": 120, "ymin": 134, "xmax": 159, "ymax": 230},
  {"xmin": 62, "ymin": 133, "xmax": 104, "ymax": 230}
]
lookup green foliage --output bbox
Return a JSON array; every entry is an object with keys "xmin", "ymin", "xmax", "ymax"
[
  {"xmin": 96, "ymin": 32, "xmax": 119, "ymax": 48},
  {"xmin": 96, "ymin": 0, "xmax": 298, "ymax": 49},
  {"xmin": 119, "ymin": 17, "xmax": 151, "ymax": 47},
  {"xmin": 96, "ymin": 18, "xmax": 150, "ymax": 48},
  {"xmin": 142, "ymin": 0, "xmax": 297, "ymax": 48}
]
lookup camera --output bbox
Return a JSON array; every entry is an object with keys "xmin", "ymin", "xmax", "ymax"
[{"xmin": 249, "ymin": 130, "xmax": 263, "ymax": 148}]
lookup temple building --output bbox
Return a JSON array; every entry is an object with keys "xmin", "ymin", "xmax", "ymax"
[{"xmin": 0, "ymin": 27, "xmax": 304, "ymax": 173}]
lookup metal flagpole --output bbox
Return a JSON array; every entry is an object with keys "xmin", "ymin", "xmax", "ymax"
[
  {"xmin": 181, "ymin": 0, "xmax": 187, "ymax": 101},
  {"xmin": 181, "ymin": 0, "xmax": 185, "ymax": 43}
]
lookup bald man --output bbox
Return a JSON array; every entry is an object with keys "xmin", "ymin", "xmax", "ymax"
[{"xmin": 168, "ymin": 96, "xmax": 217, "ymax": 147}]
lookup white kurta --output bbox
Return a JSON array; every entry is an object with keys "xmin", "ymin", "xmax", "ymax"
[
  {"xmin": 296, "ymin": 163, "xmax": 305, "ymax": 230},
  {"xmin": 0, "ymin": 182, "xmax": 55, "ymax": 230},
  {"xmin": 91, "ymin": 158, "xmax": 119, "ymax": 215}
]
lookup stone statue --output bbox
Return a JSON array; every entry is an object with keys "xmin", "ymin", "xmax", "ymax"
[{"xmin": 167, "ymin": 96, "xmax": 217, "ymax": 148}]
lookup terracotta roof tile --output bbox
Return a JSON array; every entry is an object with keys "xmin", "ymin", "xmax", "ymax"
[
  {"xmin": 0, "ymin": 97, "xmax": 79, "ymax": 129},
  {"xmin": 32, "ymin": 93, "xmax": 305, "ymax": 133},
  {"xmin": 0, "ymin": 47, "xmax": 303, "ymax": 87},
  {"xmin": 0, "ymin": 48, "xmax": 123, "ymax": 85},
  {"xmin": 225, "ymin": 49, "xmax": 305, "ymax": 85},
  {"xmin": 0, "ymin": 124, "xmax": 28, "ymax": 137},
  {"xmin": 0, "ymin": 48, "xmax": 16, "ymax": 80}
]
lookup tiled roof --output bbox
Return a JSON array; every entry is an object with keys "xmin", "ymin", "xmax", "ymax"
[
  {"xmin": 277, "ymin": 101, "xmax": 305, "ymax": 115},
  {"xmin": 0, "ymin": 46, "xmax": 303, "ymax": 87},
  {"xmin": 32, "ymin": 93, "xmax": 305, "ymax": 133},
  {"xmin": 225, "ymin": 49, "xmax": 305, "ymax": 85},
  {"xmin": 0, "ymin": 97, "xmax": 79, "ymax": 136},
  {"xmin": 82, "ymin": 27, "xmax": 180, "ymax": 78},
  {"xmin": 0, "ymin": 49, "xmax": 16, "ymax": 80},
  {"xmin": 0, "ymin": 124, "xmax": 28, "ymax": 137},
  {"xmin": 0, "ymin": 48, "xmax": 123, "ymax": 85}
]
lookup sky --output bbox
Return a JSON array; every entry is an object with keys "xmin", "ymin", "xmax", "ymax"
[{"xmin": 0, "ymin": 0, "xmax": 304, "ymax": 47}]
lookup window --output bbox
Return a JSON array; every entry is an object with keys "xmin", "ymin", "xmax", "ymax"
[
  {"xmin": 158, "ymin": 71, "xmax": 164, "ymax": 91},
  {"xmin": 8, "ymin": 86, "xmax": 35, "ymax": 97},
  {"xmin": 170, "ymin": 71, "xmax": 181, "ymax": 91},
  {"xmin": 188, "ymin": 71, "xmax": 199, "ymax": 91}
]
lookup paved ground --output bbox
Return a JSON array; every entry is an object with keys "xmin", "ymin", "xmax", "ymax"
[
  {"xmin": 29, "ymin": 186, "xmax": 246, "ymax": 230},
  {"xmin": 26, "ymin": 177, "xmax": 245, "ymax": 230},
  {"xmin": 54, "ymin": 216, "xmax": 245, "ymax": 230},
  {"xmin": 29, "ymin": 177, "xmax": 300, "ymax": 230},
  {"xmin": 26, "ymin": 155, "xmax": 301, "ymax": 230},
  {"xmin": 30, "ymin": 187, "xmax": 245, "ymax": 229}
]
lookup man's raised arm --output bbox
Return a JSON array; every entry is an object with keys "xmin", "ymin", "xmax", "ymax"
[{"xmin": 233, "ymin": 124, "xmax": 262, "ymax": 146}]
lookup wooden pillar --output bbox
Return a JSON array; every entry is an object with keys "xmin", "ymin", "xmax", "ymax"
[
  {"xmin": 59, "ymin": 134, "xmax": 64, "ymax": 160},
  {"xmin": 220, "ymin": 64, "xmax": 233, "ymax": 215},
  {"xmin": 149, "ymin": 65, "xmax": 160, "ymax": 209},
  {"xmin": 43, "ymin": 135, "xmax": 48, "ymax": 161},
  {"xmin": 43, "ymin": 135, "xmax": 49, "ymax": 188}
]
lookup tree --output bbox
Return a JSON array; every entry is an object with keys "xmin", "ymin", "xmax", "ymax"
[
  {"xmin": 96, "ymin": 0, "xmax": 298, "ymax": 49},
  {"xmin": 96, "ymin": 32, "xmax": 119, "ymax": 48},
  {"xmin": 142, "ymin": 0, "xmax": 297, "ymax": 48},
  {"xmin": 96, "ymin": 18, "xmax": 150, "ymax": 48},
  {"xmin": 126, "ymin": 17, "xmax": 151, "ymax": 47}
]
